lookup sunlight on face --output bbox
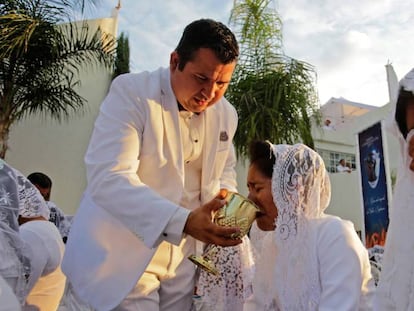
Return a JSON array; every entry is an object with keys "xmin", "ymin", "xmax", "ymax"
[
  {"xmin": 247, "ymin": 163, "xmax": 277, "ymax": 231},
  {"xmin": 170, "ymin": 48, "xmax": 236, "ymax": 114}
]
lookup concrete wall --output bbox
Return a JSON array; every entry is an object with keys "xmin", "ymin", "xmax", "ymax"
[{"xmin": 7, "ymin": 17, "xmax": 117, "ymax": 215}]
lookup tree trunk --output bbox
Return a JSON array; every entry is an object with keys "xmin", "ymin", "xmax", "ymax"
[{"xmin": 0, "ymin": 121, "xmax": 10, "ymax": 159}]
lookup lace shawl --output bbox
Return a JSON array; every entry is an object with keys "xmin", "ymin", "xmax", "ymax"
[
  {"xmin": 0, "ymin": 160, "xmax": 32, "ymax": 303},
  {"xmin": 15, "ymin": 170, "xmax": 50, "ymax": 220},
  {"xmin": 47, "ymin": 201, "xmax": 72, "ymax": 238},
  {"xmin": 253, "ymin": 144, "xmax": 331, "ymax": 310}
]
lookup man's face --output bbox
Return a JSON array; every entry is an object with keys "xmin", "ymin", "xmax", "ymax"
[{"xmin": 170, "ymin": 48, "xmax": 236, "ymax": 114}]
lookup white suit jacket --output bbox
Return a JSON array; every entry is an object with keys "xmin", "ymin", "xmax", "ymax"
[{"xmin": 62, "ymin": 67, "xmax": 238, "ymax": 310}]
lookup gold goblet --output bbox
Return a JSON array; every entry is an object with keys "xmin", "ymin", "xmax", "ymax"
[{"xmin": 188, "ymin": 191, "xmax": 259, "ymax": 275}]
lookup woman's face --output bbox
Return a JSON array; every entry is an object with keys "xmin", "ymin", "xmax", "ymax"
[
  {"xmin": 406, "ymin": 98, "xmax": 414, "ymax": 133},
  {"xmin": 247, "ymin": 163, "xmax": 277, "ymax": 231}
]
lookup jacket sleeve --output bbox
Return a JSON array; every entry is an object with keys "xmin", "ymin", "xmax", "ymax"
[{"xmin": 317, "ymin": 218, "xmax": 374, "ymax": 311}]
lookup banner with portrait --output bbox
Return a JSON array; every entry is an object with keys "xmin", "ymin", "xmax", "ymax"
[{"xmin": 357, "ymin": 121, "xmax": 390, "ymax": 251}]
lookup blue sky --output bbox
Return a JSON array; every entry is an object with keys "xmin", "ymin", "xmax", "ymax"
[{"xmin": 86, "ymin": 0, "xmax": 414, "ymax": 107}]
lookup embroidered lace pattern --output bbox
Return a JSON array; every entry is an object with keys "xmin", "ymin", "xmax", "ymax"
[
  {"xmin": 196, "ymin": 235, "xmax": 254, "ymax": 311},
  {"xmin": 253, "ymin": 144, "xmax": 331, "ymax": 310},
  {"xmin": 15, "ymin": 170, "xmax": 50, "ymax": 220},
  {"xmin": 0, "ymin": 160, "xmax": 32, "ymax": 304},
  {"xmin": 47, "ymin": 201, "xmax": 72, "ymax": 238}
]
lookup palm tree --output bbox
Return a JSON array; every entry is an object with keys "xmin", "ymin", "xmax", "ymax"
[
  {"xmin": 113, "ymin": 31, "xmax": 130, "ymax": 80},
  {"xmin": 0, "ymin": 0, "xmax": 116, "ymax": 159},
  {"xmin": 228, "ymin": 0, "xmax": 321, "ymax": 158}
]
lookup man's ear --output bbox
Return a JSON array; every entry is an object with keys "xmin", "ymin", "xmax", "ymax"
[{"xmin": 170, "ymin": 51, "xmax": 179, "ymax": 70}]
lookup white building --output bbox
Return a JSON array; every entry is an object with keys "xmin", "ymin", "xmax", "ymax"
[
  {"xmin": 237, "ymin": 96, "xmax": 398, "ymax": 235},
  {"xmin": 314, "ymin": 97, "xmax": 397, "ymax": 234}
]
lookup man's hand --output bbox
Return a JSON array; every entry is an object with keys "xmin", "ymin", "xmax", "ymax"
[
  {"xmin": 409, "ymin": 134, "xmax": 414, "ymax": 171},
  {"xmin": 183, "ymin": 189, "xmax": 241, "ymax": 247}
]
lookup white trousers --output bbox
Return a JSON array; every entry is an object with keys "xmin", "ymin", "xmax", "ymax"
[{"xmin": 113, "ymin": 236, "xmax": 197, "ymax": 311}]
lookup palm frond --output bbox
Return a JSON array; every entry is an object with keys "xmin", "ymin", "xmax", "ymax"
[
  {"xmin": 228, "ymin": 0, "xmax": 321, "ymax": 158},
  {"xmin": 0, "ymin": 0, "xmax": 115, "ymax": 157}
]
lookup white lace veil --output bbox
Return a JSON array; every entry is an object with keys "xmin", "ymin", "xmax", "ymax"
[
  {"xmin": 0, "ymin": 160, "xmax": 32, "ymax": 304},
  {"xmin": 253, "ymin": 143, "xmax": 331, "ymax": 310},
  {"xmin": 400, "ymin": 68, "xmax": 414, "ymax": 94},
  {"xmin": 15, "ymin": 170, "xmax": 50, "ymax": 220}
]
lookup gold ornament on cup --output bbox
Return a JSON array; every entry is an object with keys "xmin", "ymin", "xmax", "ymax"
[{"xmin": 188, "ymin": 191, "xmax": 259, "ymax": 275}]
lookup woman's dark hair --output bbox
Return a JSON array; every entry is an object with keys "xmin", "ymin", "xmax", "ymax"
[
  {"xmin": 175, "ymin": 18, "xmax": 239, "ymax": 70},
  {"xmin": 395, "ymin": 88, "xmax": 414, "ymax": 138},
  {"xmin": 248, "ymin": 140, "xmax": 275, "ymax": 178}
]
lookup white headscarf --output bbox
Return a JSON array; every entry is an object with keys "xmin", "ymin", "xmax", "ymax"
[
  {"xmin": 0, "ymin": 160, "xmax": 31, "ymax": 303},
  {"xmin": 15, "ymin": 169, "xmax": 49, "ymax": 220},
  {"xmin": 253, "ymin": 143, "xmax": 331, "ymax": 310},
  {"xmin": 386, "ymin": 67, "xmax": 414, "ymax": 140},
  {"xmin": 400, "ymin": 68, "xmax": 414, "ymax": 93}
]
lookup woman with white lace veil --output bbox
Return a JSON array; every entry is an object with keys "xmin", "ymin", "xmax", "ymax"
[
  {"xmin": 0, "ymin": 160, "xmax": 66, "ymax": 310},
  {"xmin": 244, "ymin": 141, "xmax": 374, "ymax": 311},
  {"xmin": 16, "ymin": 165, "xmax": 66, "ymax": 311},
  {"xmin": 0, "ymin": 160, "xmax": 30, "ymax": 309},
  {"xmin": 374, "ymin": 68, "xmax": 414, "ymax": 310}
]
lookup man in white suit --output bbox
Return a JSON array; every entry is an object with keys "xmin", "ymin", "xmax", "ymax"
[{"xmin": 62, "ymin": 19, "xmax": 242, "ymax": 311}]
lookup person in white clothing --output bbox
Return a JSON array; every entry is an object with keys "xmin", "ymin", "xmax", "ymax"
[
  {"xmin": 0, "ymin": 161, "xmax": 31, "ymax": 307},
  {"xmin": 374, "ymin": 68, "xmax": 414, "ymax": 310},
  {"xmin": 244, "ymin": 141, "xmax": 374, "ymax": 311},
  {"xmin": 0, "ymin": 160, "xmax": 66, "ymax": 310},
  {"xmin": 16, "ymin": 165, "xmax": 66, "ymax": 311},
  {"xmin": 62, "ymin": 18, "xmax": 245, "ymax": 311},
  {"xmin": 27, "ymin": 172, "xmax": 71, "ymax": 243},
  {"xmin": 337, "ymin": 158, "xmax": 351, "ymax": 173}
]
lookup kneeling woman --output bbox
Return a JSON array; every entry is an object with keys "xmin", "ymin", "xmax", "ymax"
[{"xmin": 244, "ymin": 142, "xmax": 374, "ymax": 311}]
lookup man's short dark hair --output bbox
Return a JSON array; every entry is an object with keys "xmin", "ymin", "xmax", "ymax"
[
  {"xmin": 175, "ymin": 18, "xmax": 239, "ymax": 70},
  {"xmin": 27, "ymin": 172, "xmax": 52, "ymax": 189}
]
